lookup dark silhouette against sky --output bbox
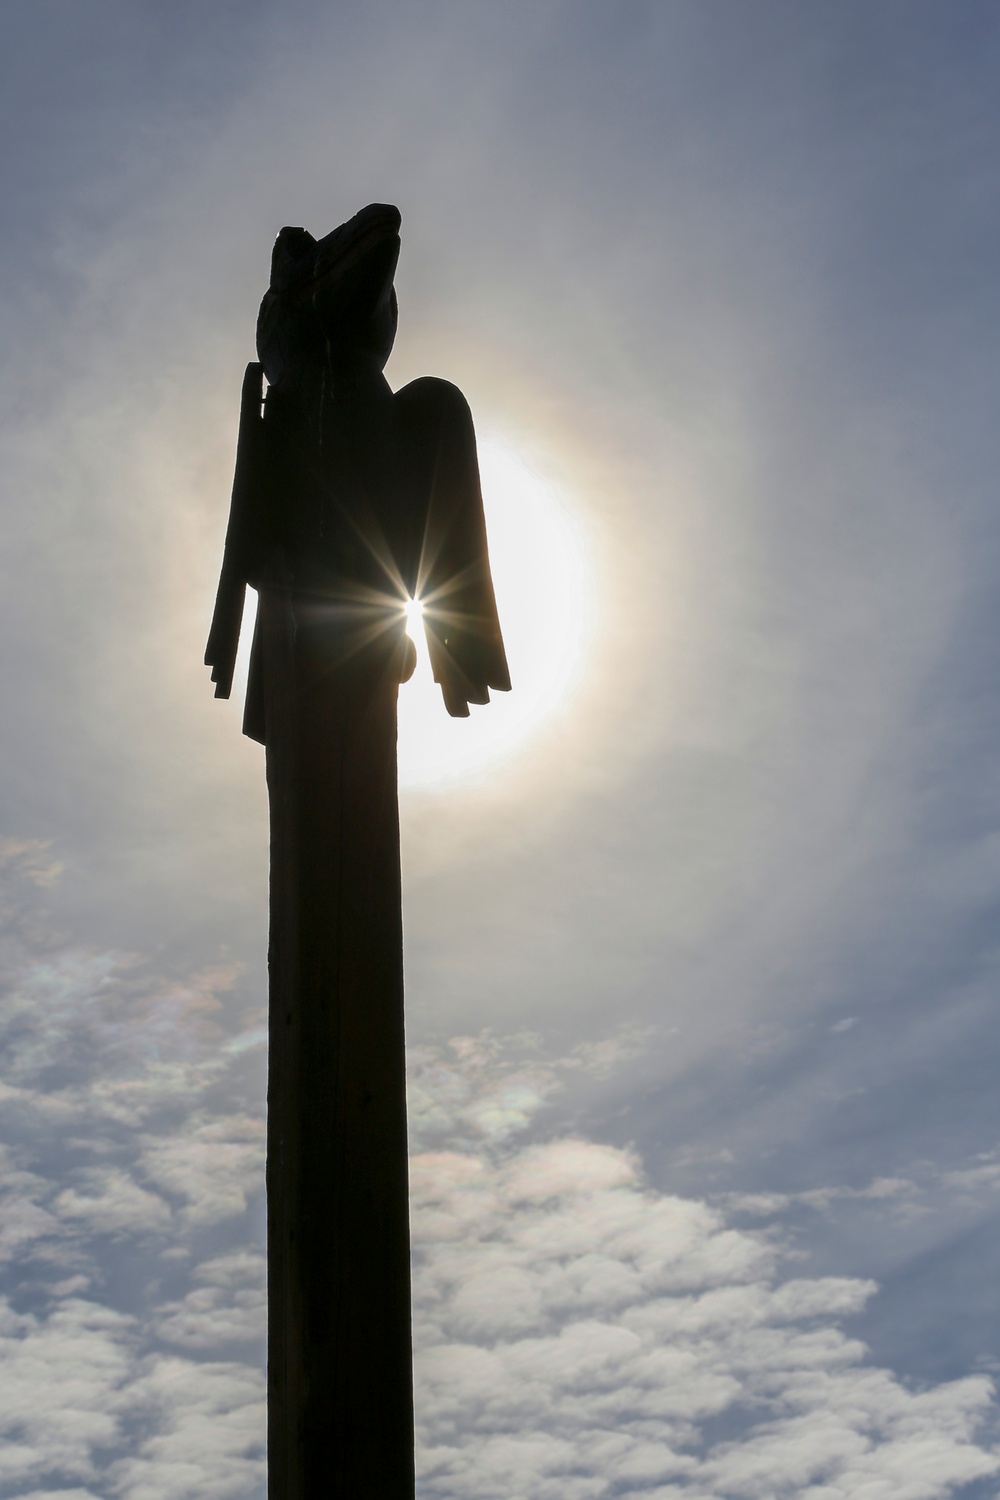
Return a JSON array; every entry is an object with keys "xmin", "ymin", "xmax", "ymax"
[{"xmin": 208, "ymin": 204, "xmax": 508, "ymax": 1496}]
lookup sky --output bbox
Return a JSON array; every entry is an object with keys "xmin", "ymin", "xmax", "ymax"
[{"xmin": 2, "ymin": 2, "xmax": 1000, "ymax": 1496}]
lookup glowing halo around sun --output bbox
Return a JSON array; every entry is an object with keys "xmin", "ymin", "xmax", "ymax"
[{"xmin": 397, "ymin": 434, "xmax": 594, "ymax": 791}]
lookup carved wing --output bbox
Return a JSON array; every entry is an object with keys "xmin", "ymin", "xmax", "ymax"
[
  {"xmin": 204, "ymin": 362, "xmax": 265, "ymax": 700},
  {"xmin": 393, "ymin": 377, "xmax": 511, "ymax": 717}
]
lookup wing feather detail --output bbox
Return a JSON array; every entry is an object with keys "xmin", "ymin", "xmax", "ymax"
[{"xmin": 204, "ymin": 362, "xmax": 265, "ymax": 700}]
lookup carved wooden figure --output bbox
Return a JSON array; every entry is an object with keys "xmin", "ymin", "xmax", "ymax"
[{"xmin": 205, "ymin": 205, "xmax": 509, "ymax": 1498}]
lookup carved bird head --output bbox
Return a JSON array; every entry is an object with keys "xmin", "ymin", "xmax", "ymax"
[{"xmin": 256, "ymin": 203, "xmax": 401, "ymax": 388}]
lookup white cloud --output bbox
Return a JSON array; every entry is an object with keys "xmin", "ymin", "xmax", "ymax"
[
  {"xmin": 0, "ymin": 1186, "xmax": 63, "ymax": 1263},
  {"xmin": 108, "ymin": 1357, "xmax": 265, "ymax": 1500},
  {"xmin": 406, "ymin": 1028, "xmax": 664, "ymax": 1150},
  {"xmin": 0, "ymin": 1295, "xmax": 265, "ymax": 1500},
  {"xmin": 140, "ymin": 1115, "xmax": 265, "ymax": 1227},
  {"xmin": 153, "ymin": 1253, "xmax": 265, "ymax": 1351},
  {"xmin": 55, "ymin": 1167, "xmax": 172, "ymax": 1236},
  {"xmin": 0, "ymin": 851, "xmax": 996, "ymax": 1500},
  {"xmin": 0, "ymin": 1297, "xmax": 135, "ymax": 1489},
  {"xmin": 410, "ymin": 1137, "xmax": 999, "ymax": 1499},
  {"xmin": 0, "ymin": 873, "xmax": 268, "ymax": 1494},
  {"xmin": 0, "ymin": 960, "xmax": 996, "ymax": 1499},
  {"xmin": 0, "ymin": 939, "xmax": 253, "ymax": 1133}
]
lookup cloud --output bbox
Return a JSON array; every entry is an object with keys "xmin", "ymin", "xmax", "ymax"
[
  {"xmin": 0, "ymin": 1297, "xmax": 135, "ymax": 1490},
  {"xmin": 406, "ymin": 1027, "xmax": 660, "ymax": 1150},
  {"xmin": 829, "ymin": 1017, "xmax": 859, "ymax": 1035},
  {"xmin": 140, "ymin": 1116, "xmax": 265, "ymax": 1228},
  {"xmin": 410, "ymin": 1135, "xmax": 998, "ymax": 1499},
  {"xmin": 0, "ymin": 862, "xmax": 997, "ymax": 1500},
  {"xmin": 153, "ymin": 1253, "xmax": 266, "ymax": 1352},
  {"xmin": 0, "ymin": 1148, "xmax": 63, "ymax": 1263},
  {"xmin": 0, "ymin": 838, "xmax": 64, "ymax": 893},
  {"xmin": 54, "ymin": 1167, "xmax": 172, "ymax": 1236},
  {"xmin": 0, "ymin": 1293, "xmax": 266, "ymax": 1499},
  {"xmin": 0, "ymin": 861, "xmax": 268, "ymax": 1494},
  {"xmin": 4, "ymin": 1109, "xmax": 995, "ymax": 1500},
  {"xmin": 107, "ymin": 1358, "xmax": 265, "ymax": 1500},
  {"xmin": 0, "ymin": 939, "xmax": 250, "ymax": 1133}
]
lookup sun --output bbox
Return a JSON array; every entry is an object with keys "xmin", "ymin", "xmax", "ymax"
[
  {"xmin": 226, "ymin": 434, "xmax": 595, "ymax": 790},
  {"xmin": 397, "ymin": 433, "xmax": 594, "ymax": 790},
  {"xmin": 403, "ymin": 596, "xmax": 424, "ymax": 637}
]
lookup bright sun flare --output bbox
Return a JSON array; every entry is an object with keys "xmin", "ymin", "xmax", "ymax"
[
  {"xmin": 403, "ymin": 596, "xmax": 425, "ymax": 636},
  {"xmin": 397, "ymin": 434, "xmax": 593, "ymax": 790},
  {"xmin": 230, "ymin": 436, "xmax": 594, "ymax": 790}
]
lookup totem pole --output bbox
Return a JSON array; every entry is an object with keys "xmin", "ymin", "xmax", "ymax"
[{"xmin": 205, "ymin": 204, "xmax": 509, "ymax": 1498}]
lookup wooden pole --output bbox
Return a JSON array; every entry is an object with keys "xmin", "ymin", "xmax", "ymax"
[
  {"xmin": 206, "ymin": 209, "xmax": 510, "ymax": 1498},
  {"xmin": 262, "ymin": 586, "xmax": 415, "ymax": 1498}
]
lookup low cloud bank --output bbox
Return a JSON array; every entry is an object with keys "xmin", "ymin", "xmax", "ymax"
[
  {"xmin": 0, "ymin": 846, "xmax": 996, "ymax": 1498},
  {"xmin": 411, "ymin": 1136, "xmax": 996, "ymax": 1499}
]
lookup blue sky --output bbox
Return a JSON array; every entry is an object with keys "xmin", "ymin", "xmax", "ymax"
[{"xmin": 3, "ymin": 3, "xmax": 1000, "ymax": 1496}]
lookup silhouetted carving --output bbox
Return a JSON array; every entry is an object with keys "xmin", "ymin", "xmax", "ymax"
[{"xmin": 206, "ymin": 204, "xmax": 508, "ymax": 1499}]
